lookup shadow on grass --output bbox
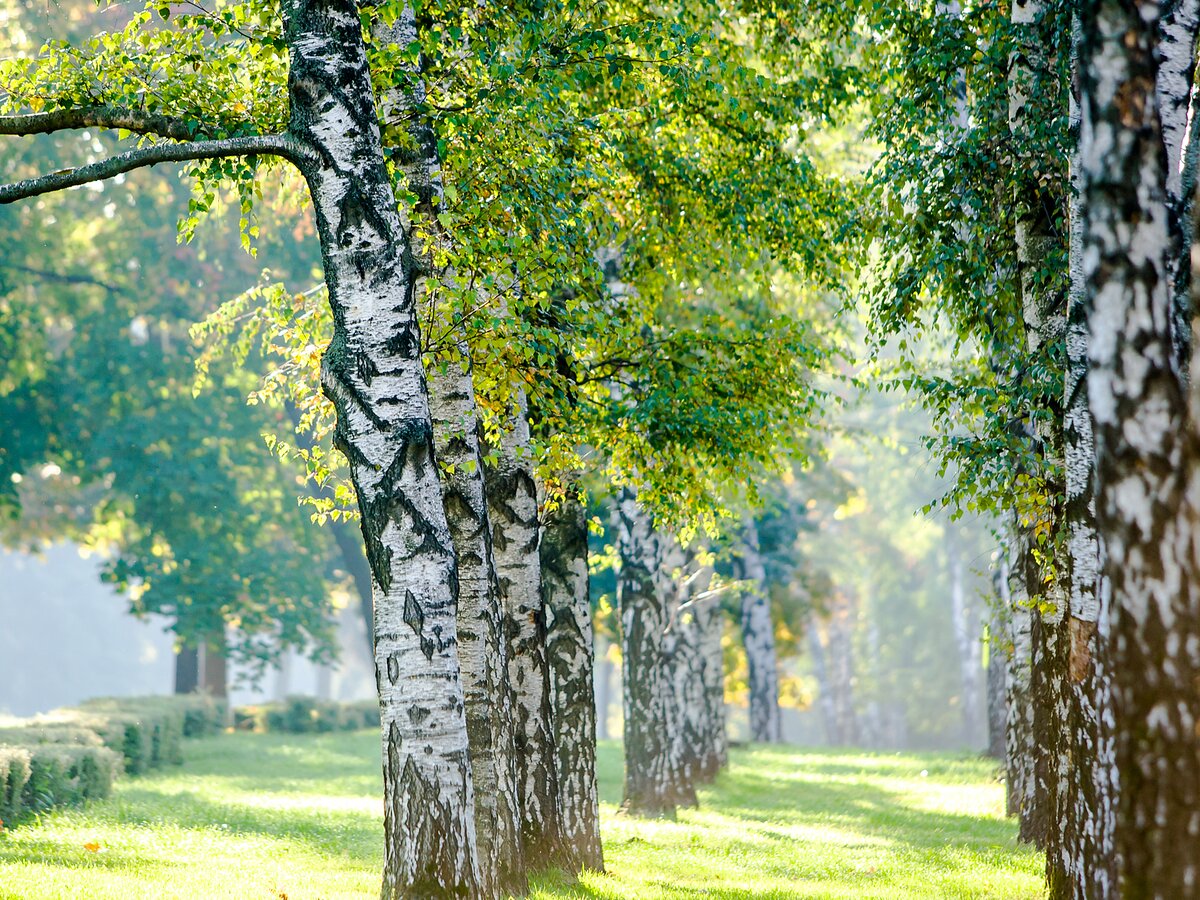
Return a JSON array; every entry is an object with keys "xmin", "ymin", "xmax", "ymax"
[{"xmin": 0, "ymin": 735, "xmax": 1034, "ymax": 899}]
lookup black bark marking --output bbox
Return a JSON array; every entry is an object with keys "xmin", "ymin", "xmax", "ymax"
[{"xmin": 387, "ymin": 653, "xmax": 400, "ymax": 685}]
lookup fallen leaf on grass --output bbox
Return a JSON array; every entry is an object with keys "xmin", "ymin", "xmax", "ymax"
[{"xmin": 83, "ymin": 841, "xmax": 101, "ymax": 853}]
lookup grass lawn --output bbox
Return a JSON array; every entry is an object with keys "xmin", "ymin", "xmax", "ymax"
[{"xmin": 0, "ymin": 733, "xmax": 1045, "ymax": 899}]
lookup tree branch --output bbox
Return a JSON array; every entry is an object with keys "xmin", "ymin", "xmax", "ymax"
[
  {"xmin": 0, "ymin": 107, "xmax": 201, "ymax": 141},
  {"xmin": 0, "ymin": 262, "xmax": 125, "ymax": 295},
  {"xmin": 0, "ymin": 134, "xmax": 295, "ymax": 204}
]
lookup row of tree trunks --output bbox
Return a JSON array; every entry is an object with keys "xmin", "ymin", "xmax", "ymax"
[
  {"xmin": 1007, "ymin": 0, "xmax": 1070, "ymax": 870},
  {"xmin": 282, "ymin": 1, "xmax": 482, "ymax": 894}
]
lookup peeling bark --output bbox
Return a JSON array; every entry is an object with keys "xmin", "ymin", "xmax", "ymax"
[
  {"xmin": 736, "ymin": 519, "xmax": 782, "ymax": 743},
  {"xmin": 283, "ymin": 0, "xmax": 479, "ymax": 894},
  {"xmin": 541, "ymin": 487, "xmax": 604, "ymax": 873},
  {"xmin": 1080, "ymin": 2, "xmax": 1200, "ymax": 893}
]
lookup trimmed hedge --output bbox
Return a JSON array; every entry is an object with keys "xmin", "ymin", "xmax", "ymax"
[
  {"xmin": 0, "ymin": 693, "xmax": 226, "ymax": 827},
  {"xmin": 83, "ymin": 693, "xmax": 227, "ymax": 738},
  {"xmin": 0, "ymin": 743, "xmax": 120, "ymax": 826},
  {"xmin": 0, "ymin": 747, "xmax": 31, "ymax": 825},
  {"xmin": 233, "ymin": 696, "xmax": 379, "ymax": 734}
]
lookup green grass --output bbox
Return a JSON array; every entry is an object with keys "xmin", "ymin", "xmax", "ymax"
[{"xmin": 0, "ymin": 733, "xmax": 1045, "ymax": 899}]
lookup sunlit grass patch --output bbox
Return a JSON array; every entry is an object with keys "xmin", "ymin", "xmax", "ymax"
[{"xmin": 0, "ymin": 733, "xmax": 1043, "ymax": 899}]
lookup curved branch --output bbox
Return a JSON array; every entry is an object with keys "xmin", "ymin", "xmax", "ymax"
[
  {"xmin": 0, "ymin": 107, "xmax": 201, "ymax": 141},
  {"xmin": 0, "ymin": 134, "xmax": 296, "ymax": 204}
]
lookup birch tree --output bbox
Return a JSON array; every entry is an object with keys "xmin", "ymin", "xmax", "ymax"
[
  {"xmin": 540, "ymin": 485, "xmax": 604, "ymax": 872},
  {"xmin": 615, "ymin": 486, "xmax": 696, "ymax": 816},
  {"xmin": 1080, "ymin": 0, "xmax": 1200, "ymax": 894},
  {"xmin": 736, "ymin": 517, "xmax": 783, "ymax": 743},
  {"xmin": 0, "ymin": 0, "xmax": 487, "ymax": 891}
]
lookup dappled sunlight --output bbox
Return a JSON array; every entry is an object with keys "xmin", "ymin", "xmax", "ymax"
[{"xmin": 0, "ymin": 733, "xmax": 1043, "ymax": 899}]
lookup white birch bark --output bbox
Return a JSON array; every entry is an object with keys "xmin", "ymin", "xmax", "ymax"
[
  {"xmin": 283, "ymin": 1, "xmax": 479, "ymax": 894},
  {"xmin": 1158, "ymin": 0, "xmax": 1200, "ymax": 374},
  {"xmin": 485, "ymin": 395, "xmax": 561, "ymax": 867},
  {"xmin": 690, "ymin": 558, "xmax": 728, "ymax": 779},
  {"xmin": 373, "ymin": 12, "xmax": 523, "ymax": 894},
  {"xmin": 1001, "ymin": 539, "xmax": 1035, "ymax": 829},
  {"xmin": 737, "ymin": 518, "xmax": 782, "ymax": 743},
  {"xmin": 541, "ymin": 486, "xmax": 604, "ymax": 872},
  {"xmin": 1080, "ymin": 2, "xmax": 1200, "ymax": 892},
  {"xmin": 1009, "ymin": 0, "xmax": 1070, "ymax": 861},
  {"xmin": 1060, "ymin": 16, "xmax": 1115, "ymax": 894},
  {"xmin": 616, "ymin": 487, "xmax": 695, "ymax": 815}
]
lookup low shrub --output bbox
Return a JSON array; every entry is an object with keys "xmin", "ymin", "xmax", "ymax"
[
  {"xmin": 78, "ymin": 698, "xmax": 186, "ymax": 767},
  {"xmin": 36, "ymin": 708, "xmax": 157, "ymax": 775},
  {"xmin": 23, "ymin": 744, "xmax": 121, "ymax": 815},
  {"xmin": 0, "ymin": 743, "xmax": 120, "ymax": 825},
  {"xmin": 0, "ymin": 747, "xmax": 31, "ymax": 826},
  {"xmin": 0, "ymin": 725, "xmax": 104, "ymax": 748},
  {"xmin": 233, "ymin": 696, "xmax": 379, "ymax": 734},
  {"xmin": 0, "ymin": 694, "xmax": 227, "ymax": 829},
  {"xmin": 86, "ymin": 694, "xmax": 228, "ymax": 738},
  {"xmin": 343, "ymin": 699, "xmax": 380, "ymax": 730}
]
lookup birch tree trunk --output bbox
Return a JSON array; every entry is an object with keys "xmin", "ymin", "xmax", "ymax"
[
  {"xmin": 1158, "ymin": 0, "xmax": 1200, "ymax": 373},
  {"xmin": 284, "ymin": 0, "xmax": 479, "ymax": 893},
  {"xmin": 737, "ymin": 518, "xmax": 782, "ymax": 743},
  {"xmin": 1008, "ymin": 0, "xmax": 1070, "ymax": 864},
  {"xmin": 375, "ymin": 13, "xmax": 525, "ymax": 891},
  {"xmin": 1080, "ymin": 3, "xmax": 1200, "ymax": 894},
  {"xmin": 1059, "ymin": 20, "xmax": 1115, "ymax": 894},
  {"xmin": 485, "ymin": 398, "xmax": 561, "ymax": 868},
  {"xmin": 616, "ymin": 487, "xmax": 696, "ymax": 816},
  {"xmin": 691, "ymin": 561, "xmax": 728, "ymax": 779},
  {"xmin": 425, "ymin": 362, "xmax": 524, "ymax": 897},
  {"xmin": 1001, "ymin": 537, "xmax": 1036, "ymax": 830},
  {"xmin": 948, "ymin": 544, "xmax": 982, "ymax": 744},
  {"xmin": 541, "ymin": 487, "xmax": 604, "ymax": 873},
  {"xmin": 661, "ymin": 538, "xmax": 703, "ymax": 788},
  {"xmin": 663, "ymin": 541, "xmax": 726, "ymax": 785}
]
